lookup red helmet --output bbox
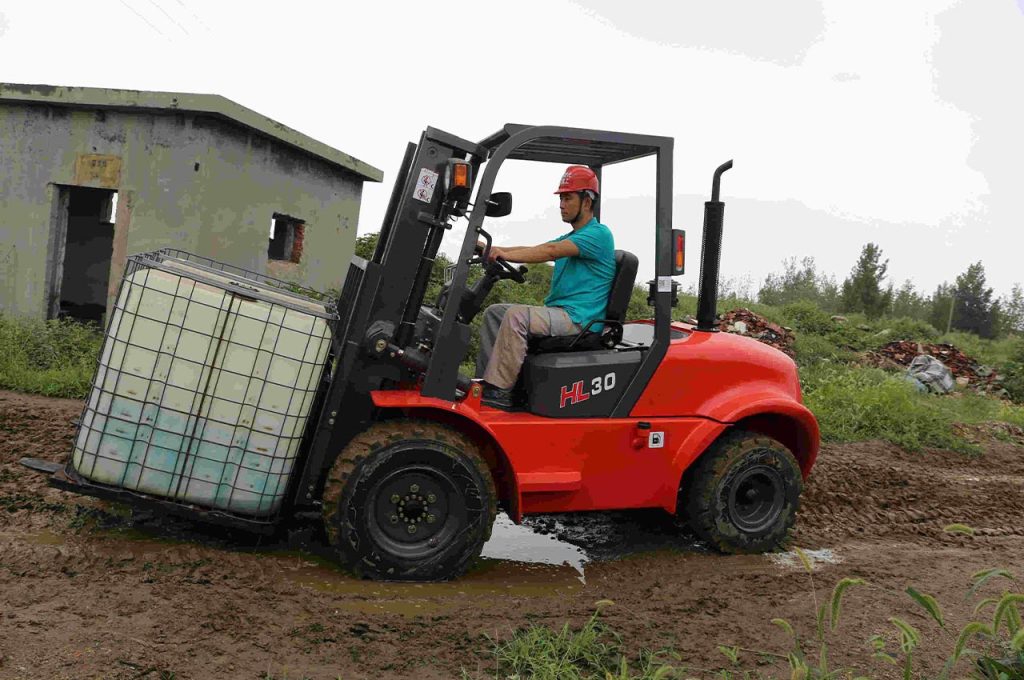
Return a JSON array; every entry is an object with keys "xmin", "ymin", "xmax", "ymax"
[{"xmin": 554, "ymin": 165, "xmax": 599, "ymax": 195}]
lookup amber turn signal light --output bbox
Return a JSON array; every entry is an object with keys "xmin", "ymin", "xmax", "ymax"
[{"xmin": 672, "ymin": 228, "xmax": 685, "ymax": 275}]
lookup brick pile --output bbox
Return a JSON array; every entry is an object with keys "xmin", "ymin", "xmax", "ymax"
[
  {"xmin": 716, "ymin": 308, "xmax": 796, "ymax": 357},
  {"xmin": 874, "ymin": 340, "xmax": 1006, "ymax": 394}
]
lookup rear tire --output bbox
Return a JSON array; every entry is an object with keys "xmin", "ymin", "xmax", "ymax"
[
  {"xmin": 321, "ymin": 420, "xmax": 496, "ymax": 581},
  {"xmin": 683, "ymin": 429, "xmax": 802, "ymax": 553}
]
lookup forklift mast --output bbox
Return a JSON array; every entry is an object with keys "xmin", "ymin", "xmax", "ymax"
[
  {"xmin": 291, "ymin": 128, "xmax": 487, "ymax": 506},
  {"xmin": 291, "ymin": 125, "xmax": 676, "ymax": 509}
]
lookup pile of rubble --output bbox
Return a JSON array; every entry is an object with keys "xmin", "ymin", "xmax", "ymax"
[
  {"xmin": 715, "ymin": 308, "xmax": 796, "ymax": 357},
  {"xmin": 873, "ymin": 340, "xmax": 1007, "ymax": 396}
]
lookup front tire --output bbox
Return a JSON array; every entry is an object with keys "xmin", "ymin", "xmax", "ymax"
[
  {"xmin": 683, "ymin": 430, "xmax": 802, "ymax": 553},
  {"xmin": 321, "ymin": 420, "xmax": 496, "ymax": 581}
]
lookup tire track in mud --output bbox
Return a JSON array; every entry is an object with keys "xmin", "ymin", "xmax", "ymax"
[{"xmin": 795, "ymin": 438, "xmax": 1024, "ymax": 545}]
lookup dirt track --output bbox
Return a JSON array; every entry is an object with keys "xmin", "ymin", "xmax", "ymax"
[{"xmin": 2, "ymin": 389, "xmax": 1024, "ymax": 679}]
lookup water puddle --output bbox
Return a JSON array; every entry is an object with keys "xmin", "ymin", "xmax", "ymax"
[
  {"xmin": 272, "ymin": 548, "xmax": 582, "ymax": 615},
  {"xmin": 23, "ymin": 529, "xmax": 65, "ymax": 546},
  {"xmin": 768, "ymin": 548, "xmax": 842, "ymax": 571},
  {"xmin": 17, "ymin": 507, "xmax": 709, "ymax": 604},
  {"xmin": 482, "ymin": 513, "xmax": 588, "ymax": 580}
]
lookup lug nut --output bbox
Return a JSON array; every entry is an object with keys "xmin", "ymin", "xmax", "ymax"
[
  {"xmin": 389, "ymin": 515, "xmax": 398, "ymax": 524},
  {"xmin": 410, "ymin": 484, "xmax": 420, "ymax": 493},
  {"xmin": 427, "ymin": 494, "xmax": 436, "ymax": 503},
  {"xmin": 407, "ymin": 525, "xmax": 417, "ymax": 534},
  {"xmin": 426, "ymin": 514, "xmax": 436, "ymax": 524},
  {"xmin": 390, "ymin": 494, "xmax": 400, "ymax": 504}
]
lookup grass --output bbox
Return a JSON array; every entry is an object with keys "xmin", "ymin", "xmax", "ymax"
[
  {"xmin": 0, "ymin": 314, "xmax": 102, "ymax": 398},
  {"xmin": 800, "ymin": 363, "xmax": 1024, "ymax": 453},
  {"xmin": 936, "ymin": 332, "xmax": 1022, "ymax": 367},
  {"xmin": 462, "ymin": 601, "xmax": 683, "ymax": 680},
  {"xmin": 463, "ymin": 547, "xmax": 1024, "ymax": 680}
]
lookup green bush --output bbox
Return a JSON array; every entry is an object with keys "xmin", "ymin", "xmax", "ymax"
[
  {"xmin": 781, "ymin": 300, "xmax": 834, "ymax": 335},
  {"xmin": 874, "ymin": 316, "xmax": 941, "ymax": 344},
  {"xmin": 793, "ymin": 334, "xmax": 854, "ymax": 367},
  {"xmin": 0, "ymin": 315, "xmax": 102, "ymax": 398},
  {"xmin": 937, "ymin": 331, "xmax": 1021, "ymax": 367},
  {"xmin": 998, "ymin": 338, "xmax": 1024, "ymax": 405},
  {"xmin": 625, "ymin": 285, "xmax": 652, "ymax": 321},
  {"xmin": 798, "ymin": 364, "xmax": 1024, "ymax": 453}
]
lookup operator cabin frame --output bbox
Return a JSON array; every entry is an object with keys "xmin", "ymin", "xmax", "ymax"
[{"xmin": 439, "ymin": 124, "xmax": 674, "ymax": 413}]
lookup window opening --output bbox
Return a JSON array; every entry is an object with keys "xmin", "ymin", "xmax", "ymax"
[{"xmin": 269, "ymin": 214, "xmax": 305, "ymax": 263}]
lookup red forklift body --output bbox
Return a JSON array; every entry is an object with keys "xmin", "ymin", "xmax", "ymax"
[{"xmin": 370, "ymin": 320, "xmax": 818, "ymax": 522}]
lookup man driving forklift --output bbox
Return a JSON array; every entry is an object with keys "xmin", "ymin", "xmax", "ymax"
[{"xmin": 475, "ymin": 165, "xmax": 616, "ymax": 410}]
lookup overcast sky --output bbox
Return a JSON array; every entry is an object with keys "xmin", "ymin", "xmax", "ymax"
[{"xmin": 1, "ymin": 0, "xmax": 1021, "ymax": 298}]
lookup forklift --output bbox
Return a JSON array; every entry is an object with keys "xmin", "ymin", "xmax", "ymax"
[{"xmin": 30, "ymin": 124, "xmax": 820, "ymax": 581}]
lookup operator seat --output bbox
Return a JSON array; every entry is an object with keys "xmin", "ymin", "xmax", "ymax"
[{"xmin": 529, "ymin": 249, "xmax": 639, "ymax": 354}]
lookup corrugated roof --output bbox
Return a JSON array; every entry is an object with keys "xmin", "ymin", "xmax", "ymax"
[{"xmin": 0, "ymin": 83, "xmax": 383, "ymax": 182}]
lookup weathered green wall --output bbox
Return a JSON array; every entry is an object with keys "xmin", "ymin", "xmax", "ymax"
[{"xmin": 0, "ymin": 101, "xmax": 364, "ymax": 318}]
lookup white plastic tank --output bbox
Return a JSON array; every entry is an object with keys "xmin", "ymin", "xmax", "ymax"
[{"xmin": 72, "ymin": 253, "xmax": 335, "ymax": 517}]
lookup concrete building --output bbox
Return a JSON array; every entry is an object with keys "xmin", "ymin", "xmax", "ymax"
[{"xmin": 0, "ymin": 83, "xmax": 382, "ymax": 322}]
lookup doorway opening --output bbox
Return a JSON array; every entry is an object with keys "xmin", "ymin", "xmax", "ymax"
[{"xmin": 49, "ymin": 186, "xmax": 117, "ymax": 323}]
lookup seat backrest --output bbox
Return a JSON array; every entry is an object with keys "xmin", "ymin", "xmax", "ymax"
[
  {"xmin": 527, "ymin": 249, "xmax": 639, "ymax": 355},
  {"xmin": 605, "ymin": 250, "xmax": 639, "ymax": 322}
]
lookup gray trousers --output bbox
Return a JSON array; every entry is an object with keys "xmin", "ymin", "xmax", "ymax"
[{"xmin": 475, "ymin": 304, "xmax": 582, "ymax": 389}]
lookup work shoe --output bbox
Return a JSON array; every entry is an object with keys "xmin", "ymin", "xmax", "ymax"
[{"xmin": 481, "ymin": 383, "xmax": 515, "ymax": 411}]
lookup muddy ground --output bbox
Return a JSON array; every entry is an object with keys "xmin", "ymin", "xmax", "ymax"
[{"xmin": 2, "ymin": 389, "xmax": 1023, "ymax": 679}]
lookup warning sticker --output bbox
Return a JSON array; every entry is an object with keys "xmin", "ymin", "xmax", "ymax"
[
  {"xmin": 657, "ymin": 276, "xmax": 673, "ymax": 293},
  {"xmin": 413, "ymin": 168, "xmax": 439, "ymax": 203},
  {"xmin": 649, "ymin": 432, "xmax": 665, "ymax": 448}
]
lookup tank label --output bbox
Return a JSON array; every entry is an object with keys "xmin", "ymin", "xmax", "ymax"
[
  {"xmin": 657, "ymin": 276, "xmax": 673, "ymax": 293},
  {"xmin": 413, "ymin": 168, "xmax": 439, "ymax": 203},
  {"xmin": 649, "ymin": 432, "xmax": 665, "ymax": 448}
]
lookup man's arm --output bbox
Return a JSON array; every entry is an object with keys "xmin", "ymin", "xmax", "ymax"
[{"xmin": 490, "ymin": 241, "xmax": 579, "ymax": 264}]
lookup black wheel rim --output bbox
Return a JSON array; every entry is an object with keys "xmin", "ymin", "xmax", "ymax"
[
  {"xmin": 724, "ymin": 461, "xmax": 785, "ymax": 533},
  {"xmin": 365, "ymin": 461, "xmax": 469, "ymax": 560}
]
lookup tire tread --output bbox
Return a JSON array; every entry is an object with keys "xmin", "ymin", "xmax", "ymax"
[{"xmin": 322, "ymin": 420, "xmax": 496, "ymax": 580}]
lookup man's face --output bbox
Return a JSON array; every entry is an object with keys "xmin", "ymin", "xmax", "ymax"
[{"xmin": 559, "ymin": 192, "xmax": 582, "ymax": 223}]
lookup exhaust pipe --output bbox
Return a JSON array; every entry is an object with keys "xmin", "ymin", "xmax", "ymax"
[{"xmin": 695, "ymin": 160, "xmax": 733, "ymax": 332}]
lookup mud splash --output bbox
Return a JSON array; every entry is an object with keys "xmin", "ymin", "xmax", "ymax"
[{"xmin": 768, "ymin": 547, "xmax": 842, "ymax": 570}]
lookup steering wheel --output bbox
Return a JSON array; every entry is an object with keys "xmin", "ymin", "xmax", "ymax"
[
  {"xmin": 470, "ymin": 243, "xmax": 527, "ymax": 283},
  {"xmin": 494, "ymin": 257, "xmax": 527, "ymax": 283}
]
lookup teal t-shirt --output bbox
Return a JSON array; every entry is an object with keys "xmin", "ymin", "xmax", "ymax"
[{"xmin": 545, "ymin": 218, "xmax": 616, "ymax": 331}]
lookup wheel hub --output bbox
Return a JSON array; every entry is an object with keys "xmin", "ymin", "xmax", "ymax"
[
  {"xmin": 372, "ymin": 471, "xmax": 451, "ymax": 546},
  {"xmin": 725, "ymin": 461, "xmax": 785, "ymax": 534}
]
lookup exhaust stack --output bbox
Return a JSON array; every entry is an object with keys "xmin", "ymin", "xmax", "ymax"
[{"xmin": 695, "ymin": 160, "xmax": 733, "ymax": 332}]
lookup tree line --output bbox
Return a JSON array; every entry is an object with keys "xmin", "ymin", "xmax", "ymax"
[
  {"xmin": 757, "ymin": 243, "xmax": 1023, "ymax": 338},
  {"xmin": 355, "ymin": 232, "xmax": 1022, "ymax": 339}
]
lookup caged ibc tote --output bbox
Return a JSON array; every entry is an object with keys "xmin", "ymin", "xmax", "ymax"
[{"xmin": 65, "ymin": 249, "xmax": 337, "ymax": 522}]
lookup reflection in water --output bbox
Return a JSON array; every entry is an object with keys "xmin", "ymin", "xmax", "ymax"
[{"xmin": 482, "ymin": 513, "xmax": 588, "ymax": 579}]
